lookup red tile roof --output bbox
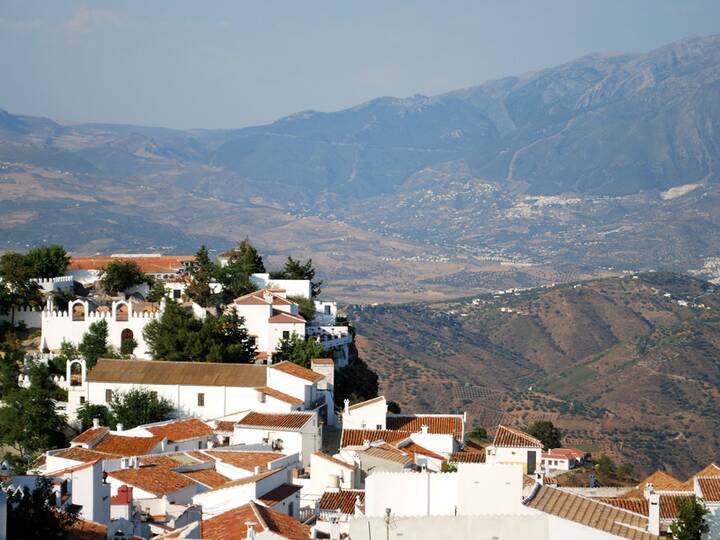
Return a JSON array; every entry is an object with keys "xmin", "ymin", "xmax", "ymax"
[
  {"xmin": 237, "ymin": 411, "xmax": 314, "ymax": 431},
  {"xmin": 259, "ymin": 483, "xmax": 302, "ymax": 505},
  {"xmin": 68, "ymin": 255, "xmax": 194, "ymax": 274},
  {"xmin": 53, "ymin": 447, "xmax": 120, "ymax": 463},
  {"xmin": 450, "ymin": 449, "xmax": 486, "ymax": 463},
  {"xmin": 600, "ymin": 496, "xmax": 691, "ymax": 521},
  {"xmin": 542, "ymin": 448, "xmax": 587, "ymax": 460},
  {"xmin": 492, "ymin": 425, "xmax": 543, "ymax": 448},
  {"xmin": 400, "ymin": 441, "xmax": 446, "ymax": 461},
  {"xmin": 233, "ymin": 290, "xmax": 296, "ymax": 306},
  {"xmin": 313, "ymin": 452, "xmax": 355, "ymax": 470},
  {"xmin": 360, "ymin": 446, "xmax": 412, "ymax": 465},
  {"xmin": 386, "ymin": 415, "xmax": 464, "ymax": 439},
  {"xmin": 698, "ymin": 477, "xmax": 720, "ymax": 503},
  {"xmin": 270, "ymin": 361, "xmax": 324, "ymax": 382},
  {"xmin": 200, "ymin": 501, "xmax": 311, "ymax": 540},
  {"xmin": 107, "ymin": 466, "xmax": 194, "ymax": 496},
  {"xmin": 311, "ymin": 358, "xmax": 334, "ymax": 366},
  {"xmin": 268, "ymin": 311, "xmax": 306, "ymax": 324},
  {"xmin": 255, "ymin": 386, "xmax": 304, "ymax": 405},
  {"xmin": 71, "ymin": 427, "xmax": 109, "ymax": 445},
  {"xmin": 340, "ymin": 429, "xmax": 411, "ymax": 448},
  {"xmin": 214, "ymin": 421, "xmax": 236, "ymax": 433},
  {"xmin": 319, "ymin": 490, "xmax": 365, "ymax": 515},
  {"xmin": 182, "ymin": 468, "xmax": 231, "ymax": 489},
  {"xmin": 624, "ymin": 470, "xmax": 689, "ymax": 497},
  {"xmin": 348, "ymin": 396, "xmax": 385, "ymax": 411},
  {"xmin": 203, "ymin": 450, "xmax": 286, "ymax": 472},
  {"xmin": 94, "ymin": 434, "xmax": 164, "ymax": 457},
  {"xmin": 44, "ymin": 459, "xmax": 99, "ymax": 477},
  {"xmin": 146, "ymin": 419, "xmax": 214, "ymax": 442}
]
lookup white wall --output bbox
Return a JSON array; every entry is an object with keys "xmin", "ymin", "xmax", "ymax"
[
  {"xmin": 71, "ymin": 461, "xmax": 111, "ymax": 525},
  {"xmin": 343, "ymin": 398, "xmax": 387, "ymax": 430},
  {"xmin": 251, "ymin": 274, "xmax": 312, "ymax": 299},
  {"xmin": 266, "ymin": 368, "xmax": 317, "ymax": 405},
  {"xmin": 409, "ymin": 432, "xmax": 456, "ymax": 456},
  {"xmin": 0, "ymin": 306, "xmax": 43, "ymax": 328},
  {"xmin": 489, "ymin": 447, "xmax": 542, "ymax": 474},
  {"xmin": 231, "ymin": 419, "xmax": 320, "ymax": 467}
]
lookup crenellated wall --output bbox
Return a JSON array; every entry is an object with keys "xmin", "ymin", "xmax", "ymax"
[
  {"xmin": 40, "ymin": 300, "xmax": 159, "ymax": 358},
  {"xmin": 32, "ymin": 275, "xmax": 75, "ymax": 292},
  {"xmin": 0, "ymin": 306, "xmax": 43, "ymax": 328}
]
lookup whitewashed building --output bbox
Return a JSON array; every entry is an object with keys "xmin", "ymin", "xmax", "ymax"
[{"xmin": 485, "ymin": 424, "xmax": 544, "ymax": 474}]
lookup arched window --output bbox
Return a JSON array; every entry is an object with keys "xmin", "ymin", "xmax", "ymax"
[
  {"xmin": 121, "ymin": 328, "xmax": 134, "ymax": 341},
  {"xmin": 116, "ymin": 303, "xmax": 129, "ymax": 322},
  {"xmin": 69, "ymin": 361, "xmax": 83, "ymax": 387},
  {"xmin": 72, "ymin": 303, "xmax": 85, "ymax": 321}
]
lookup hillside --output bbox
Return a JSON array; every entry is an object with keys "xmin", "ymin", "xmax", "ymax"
[{"xmin": 349, "ymin": 273, "xmax": 720, "ymax": 477}]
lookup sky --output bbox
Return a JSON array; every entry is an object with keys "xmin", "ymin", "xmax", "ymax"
[{"xmin": 1, "ymin": 1, "xmax": 719, "ymax": 130}]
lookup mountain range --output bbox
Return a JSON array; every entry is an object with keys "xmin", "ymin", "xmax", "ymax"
[{"xmin": 1, "ymin": 34, "xmax": 720, "ymax": 301}]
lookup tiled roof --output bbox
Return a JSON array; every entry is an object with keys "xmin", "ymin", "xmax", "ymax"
[
  {"xmin": 182, "ymin": 468, "xmax": 231, "ymax": 489},
  {"xmin": 360, "ymin": 446, "xmax": 412, "ymax": 466},
  {"xmin": 201, "ymin": 501, "xmax": 311, "ymax": 540},
  {"xmin": 68, "ymin": 518, "xmax": 143, "ymax": 540},
  {"xmin": 146, "ymin": 419, "xmax": 214, "ymax": 442},
  {"xmin": 203, "ymin": 450, "xmax": 285, "ymax": 472},
  {"xmin": 340, "ymin": 429, "xmax": 411, "ymax": 448},
  {"xmin": 214, "ymin": 421, "xmax": 236, "ymax": 433},
  {"xmin": 450, "ymin": 449, "xmax": 486, "ymax": 463},
  {"xmin": 71, "ymin": 427, "xmax": 109, "ymax": 445},
  {"xmin": 213, "ymin": 468, "xmax": 285, "ymax": 491},
  {"xmin": 107, "ymin": 466, "xmax": 194, "ymax": 496},
  {"xmin": 319, "ymin": 489, "xmax": 365, "ymax": 515},
  {"xmin": 68, "ymin": 255, "xmax": 194, "ymax": 273},
  {"xmin": 53, "ymin": 447, "xmax": 120, "ymax": 463},
  {"xmin": 492, "ymin": 425, "xmax": 543, "ymax": 448},
  {"xmin": 542, "ymin": 448, "xmax": 586, "ymax": 460},
  {"xmin": 400, "ymin": 441, "xmax": 446, "ymax": 461},
  {"xmin": 259, "ymin": 483, "xmax": 302, "ymax": 505},
  {"xmin": 233, "ymin": 290, "xmax": 296, "ymax": 306},
  {"xmin": 624, "ymin": 470, "xmax": 689, "ymax": 497},
  {"xmin": 269, "ymin": 310, "xmax": 306, "ymax": 324},
  {"xmin": 386, "ymin": 415, "xmax": 464, "ymax": 439},
  {"xmin": 236, "ymin": 411, "xmax": 314, "ymax": 431},
  {"xmin": 311, "ymin": 358, "xmax": 334, "ymax": 366},
  {"xmin": 698, "ymin": 477, "xmax": 720, "ymax": 503},
  {"xmin": 313, "ymin": 452, "xmax": 355, "ymax": 470},
  {"xmin": 600, "ymin": 496, "xmax": 691, "ymax": 521},
  {"xmin": 139, "ymin": 455, "xmax": 186, "ymax": 467},
  {"xmin": 270, "ymin": 361, "xmax": 324, "ymax": 382},
  {"xmin": 526, "ymin": 486, "xmax": 659, "ymax": 540},
  {"xmin": 348, "ymin": 396, "xmax": 385, "ymax": 411},
  {"xmin": 255, "ymin": 386, "xmax": 304, "ymax": 405},
  {"xmin": 682, "ymin": 463, "xmax": 720, "ymax": 489},
  {"xmin": 94, "ymin": 434, "xmax": 164, "ymax": 457},
  {"xmin": 88, "ymin": 359, "xmax": 267, "ymax": 388}
]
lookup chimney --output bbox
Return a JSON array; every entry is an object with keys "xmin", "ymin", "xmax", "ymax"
[
  {"xmin": 648, "ymin": 492, "xmax": 660, "ymax": 536},
  {"xmin": 344, "ymin": 399, "xmax": 350, "ymax": 415},
  {"xmin": 643, "ymin": 482, "xmax": 654, "ymax": 500},
  {"xmin": 116, "ymin": 423, "xmax": 124, "ymax": 432},
  {"xmin": 420, "ymin": 424, "xmax": 429, "ymax": 435},
  {"xmin": 254, "ymin": 465, "xmax": 262, "ymax": 475},
  {"xmin": 245, "ymin": 521, "xmax": 256, "ymax": 540},
  {"xmin": 92, "ymin": 417, "xmax": 101, "ymax": 429}
]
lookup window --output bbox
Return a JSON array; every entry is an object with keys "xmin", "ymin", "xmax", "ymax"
[
  {"xmin": 197, "ymin": 393, "xmax": 205, "ymax": 407},
  {"xmin": 173, "ymin": 289, "xmax": 181, "ymax": 299},
  {"xmin": 288, "ymin": 501, "xmax": 294, "ymax": 517},
  {"xmin": 105, "ymin": 389, "xmax": 113, "ymax": 403},
  {"xmin": 324, "ymin": 305, "xmax": 331, "ymax": 315},
  {"xmin": 282, "ymin": 331, "xmax": 290, "ymax": 339},
  {"xmin": 249, "ymin": 336, "xmax": 257, "ymax": 346},
  {"xmin": 79, "ymin": 396, "xmax": 86, "ymax": 404}
]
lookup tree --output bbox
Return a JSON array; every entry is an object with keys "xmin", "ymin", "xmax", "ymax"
[
  {"xmin": 201, "ymin": 309, "xmax": 258, "ymax": 363},
  {"xmin": 273, "ymin": 332, "xmax": 325, "ymax": 368},
  {"xmin": 526, "ymin": 420, "xmax": 562, "ymax": 450},
  {"xmin": 120, "ymin": 336, "xmax": 138, "ymax": 356},
  {"xmin": 387, "ymin": 400, "xmax": 402, "ymax": 414},
  {"xmin": 0, "ymin": 361, "xmax": 66, "ymax": 463},
  {"xmin": 277, "ymin": 256, "xmax": 322, "ymax": 297},
  {"xmin": 146, "ymin": 282, "xmax": 167, "ymax": 303},
  {"xmin": 48, "ymin": 340, "xmax": 80, "ymax": 375},
  {"xmin": 78, "ymin": 319, "xmax": 108, "ymax": 369},
  {"xmin": 76, "ymin": 402, "xmax": 115, "ymax": 431},
  {"xmin": 110, "ymin": 388, "xmax": 173, "ymax": 429},
  {"xmin": 334, "ymin": 358, "xmax": 379, "ymax": 408},
  {"xmin": 25, "ymin": 245, "xmax": 70, "ymax": 278},
  {"xmin": 7, "ymin": 476, "xmax": 78, "ymax": 540},
  {"xmin": 0, "ymin": 342, "xmax": 22, "ymax": 400},
  {"xmin": 0, "ymin": 251, "xmax": 43, "ymax": 325},
  {"xmin": 669, "ymin": 496, "xmax": 709, "ymax": 540},
  {"xmin": 228, "ymin": 238, "xmax": 265, "ymax": 273},
  {"xmin": 50, "ymin": 289, "xmax": 76, "ymax": 312},
  {"xmin": 289, "ymin": 295, "xmax": 316, "ymax": 322},
  {"xmin": 98, "ymin": 260, "xmax": 148, "ymax": 295},
  {"xmin": 185, "ymin": 245, "xmax": 218, "ymax": 307},
  {"xmin": 468, "ymin": 426, "xmax": 488, "ymax": 441}
]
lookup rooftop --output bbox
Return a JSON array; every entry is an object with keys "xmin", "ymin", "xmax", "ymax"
[
  {"xmin": 270, "ymin": 361, "xmax": 324, "ymax": 382},
  {"xmin": 313, "ymin": 452, "xmax": 355, "ymax": 470},
  {"xmin": 319, "ymin": 489, "xmax": 365, "ymax": 515},
  {"xmin": 70, "ymin": 427, "xmax": 109, "ymax": 445},
  {"xmin": 68, "ymin": 255, "xmax": 194, "ymax": 274},
  {"xmin": 255, "ymin": 386, "xmax": 304, "ymax": 405},
  {"xmin": 236, "ymin": 411, "xmax": 314, "ymax": 431},
  {"xmin": 259, "ymin": 483, "xmax": 302, "ymax": 505},
  {"xmin": 88, "ymin": 358, "xmax": 267, "ymax": 388},
  {"xmin": 233, "ymin": 290, "xmax": 296, "ymax": 306},
  {"xmin": 202, "ymin": 450, "xmax": 286, "ymax": 472},
  {"xmin": 269, "ymin": 310, "xmax": 306, "ymax": 324},
  {"xmin": 146, "ymin": 419, "xmax": 214, "ymax": 443},
  {"xmin": 340, "ymin": 429, "xmax": 411, "ymax": 448},
  {"xmin": 199, "ymin": 501, "xmax": 311, "ymax": 540},
  {"xmin": 386, "ymin": 414, "xmax": 464, "ymax": 439},
  {"xmin": 93, "ymin": 433, "xmax": 164, "ymax": 457},
  {"xmin": 348, "ymin": 396, "xmax": 385, "ymax": 411},
  {"xmin": 182, "ymin": 468, "xmax": 231, "ymax": 489},
  {"xmin": 697, "ymin": 477, "xmax": 720, "ymax": 503},
  {"xmin": 107, "ymin": 466, "xmax": 194, "ymax": 496},
  {"xmin": 492, "ymin": 425, "xmax": 543, "ymax": 448}
]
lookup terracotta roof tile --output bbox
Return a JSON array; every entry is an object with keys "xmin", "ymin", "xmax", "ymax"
[
  {"xmin": 259, "ymin": 483, "xmax": 302, "ymax": 505},
  {"xmin": 182, "ymin": 468, "xmax": 231, "ymax": 489},
  {"xmin": 68, "ymin": 518, "xmax": 144, "ymax": 540},
  {"xmin": 237, "ymin": 411, "xmax": 314, "ymax": 431},
  {"xmin": 318, "ymin": 490, "xmax": 365, "ymax": 515},
  {"xmin": 255, "ymin": 386, "xmax": 304, "ymax": 405},
  {"xmin": 313, "ymin": 452, "xmax": 355, "ymax": 470},
  {"xmin": 94, "ymin": 434, "xmax": 164, "ymax": 457},
  {"xmin": 624, "ymin": 470, "xmax": 689, "ymax": 497},
  {"xmin": 214, "ymin": 421, "xmax": 236, "ymax": 433},
  {"xmin": 200, "ymin": 501, "xmax": 311, "ymax": 540},
  {"xmin": 400, "ymin": 441, "xmax": 446, "ymax": 461},
  {"xmin": 360, "ymin": 446, "xmax": 412, "ymax": 466},
  {"xmin": 268, "ymin": 310, "xmax": 306, "ymax": 324},
  {"xmin": 71, "ymin": 427, "xmax": 109, "ymax": 445},
  {"xmin": 53, "ymin": 447, "xmax": 120, "ymax": 463},
  {"xmin": 233, "ymin": 290, "xmax": 296, "ymax": 306},
  {"xmin": 138, "ymin": 455, "xmax": 185, "ymax": 467},
  {"xmin": 386, "ymin": 415, "xmax": 464, "ymax": 439},
  {"xmin": 492, "ymin": 425, "xmax": 543, "ymax": 448},
  {"xmin": 542, "ymin": 448, "xmax": 587, "ymax": 460},
  {"xmin": 340, "ymin": 429, "xmax": 411, "ymax": 448},
  {"xmin": 68, "ymin": 256, "xmax": 194, "ymax": 274},
  {"xmin": 681, "ymin": 463, "xmax": 720, "ymax": 490},
  {"xmin": 107, "ymin": 466, "xmax": 194, "ymax": 496},
  {"xmin": 270, "ymin": 361, "xmax": 324, "ymax": 382},
  {"xmin": 311, "ymin": 358, "xmax": 334, "ymax": 366},
  {"xmin": 88, "ymin": 359, "xmax": 267, "ymax": 388},
  {"xmin": 348, "ymin": 396, "xmax": 385, "ymax": 411},
  {"xmin": 450, "ymin": 448, "xmax": 486, "ymax": 463},
  {"xmin": 203, "ymin": 450, "xmax": 286, "ymax": 472},
  {"xmin": 526, "ymin": 486, "xmax": 659, "ymax": 540},
  {"xmin": 600, "ymin": 496, "xmax": 691, "ymax": 521},
  {"xmin": 146, "ymin": 419, "xmax": 214, "ymax": 443},
  {"xmin": 698, "ymin": 477, "xmax": 720, "ymax": 503}
]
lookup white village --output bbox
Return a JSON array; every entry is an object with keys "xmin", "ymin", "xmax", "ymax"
[{"xmin": 0, "ymin": 246, "xmax": 719, "ymax": 540}]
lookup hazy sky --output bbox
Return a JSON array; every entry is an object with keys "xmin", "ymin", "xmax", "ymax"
[{"xmin": 2, "ymin": 1, "xmax": 719, "ymax": 129}]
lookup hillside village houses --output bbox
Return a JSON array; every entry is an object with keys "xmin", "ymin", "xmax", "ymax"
[{"xmin": 5, "ymin": 251, "xmax": 720, "ymax": 539}]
